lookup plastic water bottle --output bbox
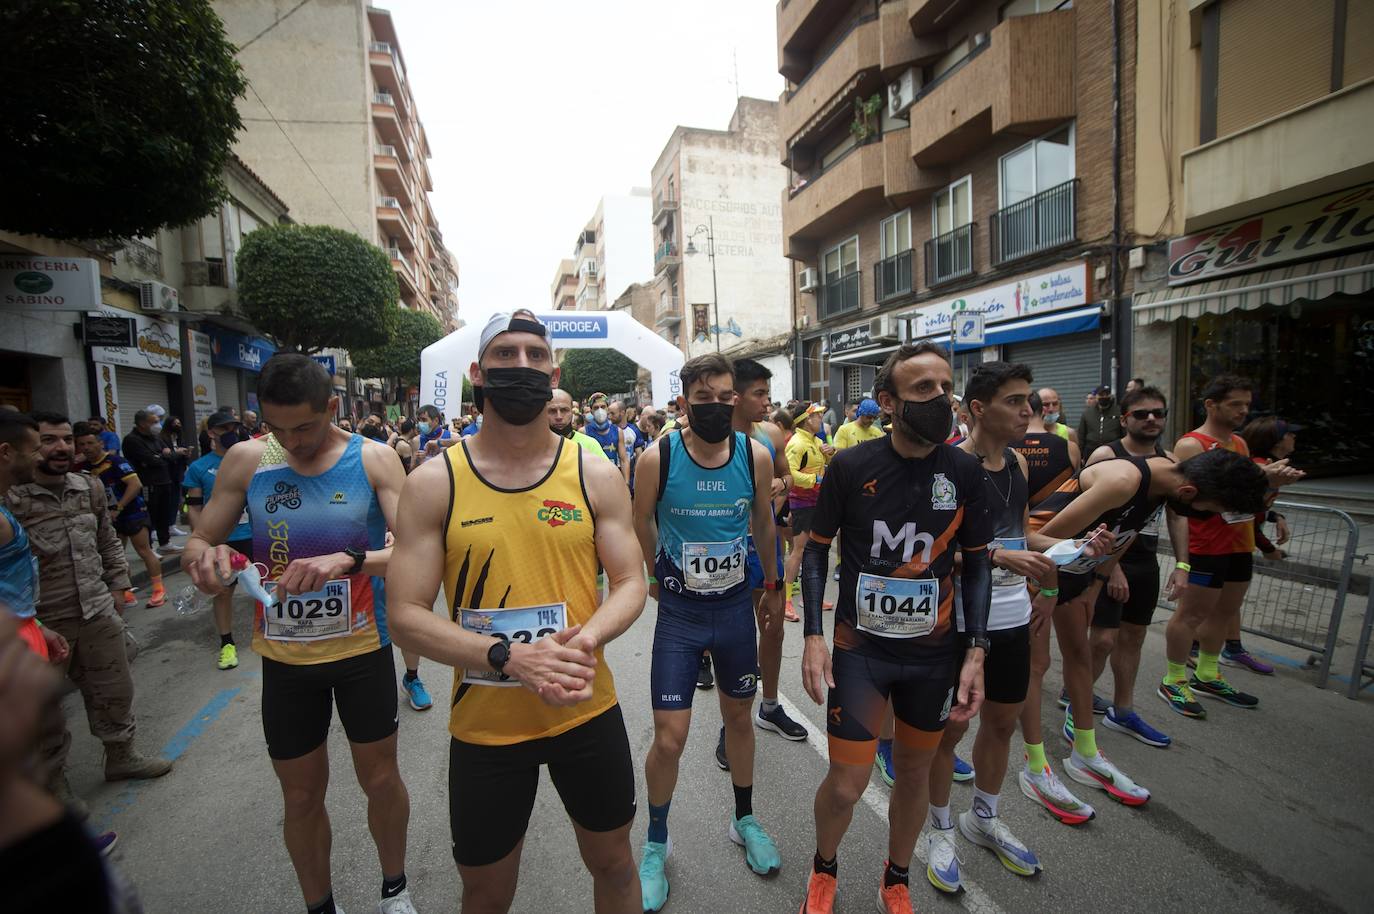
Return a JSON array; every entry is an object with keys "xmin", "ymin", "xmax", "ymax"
[{"xmin": 173, "ymin": 552, "xmax": 252, "ymax": 615}]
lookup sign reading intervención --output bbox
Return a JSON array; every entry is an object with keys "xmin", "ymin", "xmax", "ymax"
[
  {"xmin": 1167, "ymin": 183, "xmax": 1374, "ymax": 285},
  {"xmin": 0, "ymin": 255, "xmax": 101, "ymax": 311},
  {"xmin": 910, "ymin": 263, "xmax": 1088, "ymax": 339}
]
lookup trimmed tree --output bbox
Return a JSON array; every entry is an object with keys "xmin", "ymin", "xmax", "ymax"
[
  {"xmin": 237, "ymin": 224, "xmax": 399, "ymax": 354},
  {"xmin": 557, "ymin": 349, "xmax": 639, "ymax": 402},
  {"xmin": 349, "ymin": 307, "xmax": 445, "ymax": 384},
  {"xmin": 0, "ymin": 0, "xmax": 246, "ymax": 239}
]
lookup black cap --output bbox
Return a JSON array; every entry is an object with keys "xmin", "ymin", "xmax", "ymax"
[{"xmin": 207, "ymin": 410, "xmax": 238, "ymax": 429}]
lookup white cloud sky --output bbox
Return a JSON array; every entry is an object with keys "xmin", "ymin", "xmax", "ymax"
[{"xmin": 379, "ymin": 0, "xmax": 785, "ymax": 328}]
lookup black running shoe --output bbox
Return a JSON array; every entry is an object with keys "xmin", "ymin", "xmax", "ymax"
[
  {"xmin": 716, "ymin": 725, "xmax": 729, "ymax": 771},
  {"xmin": 696, "ymin": 654, "xmax": 714, "ymax": 690}
]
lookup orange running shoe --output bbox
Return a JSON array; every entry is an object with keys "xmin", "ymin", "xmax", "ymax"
[
  {"xmin": 877, "ymin": 874, "xmax": 914, "ymax": 914},
  {"xmin": 122, "ymin": 590, "xmax": 137, "ymax": 607},
  {"xmin": 784, "ymin": 600, "xmax": 801, "ymax": 623},
  {"xmin": 146, "ymin": 587, "xmax": 167, "ymax": 608},
  {"xmin": 798, "ymin": 870, "xmax": 836, "ymax": 914}
]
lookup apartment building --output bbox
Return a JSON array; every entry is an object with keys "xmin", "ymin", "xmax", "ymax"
[
  {"xmin": 1130, "ymin": 0, "xmax": 1374, "ymax": 476},
  {"xmin": 650, "ymin": 98, "xmax": 792, "ymax": 358},
  {"xmin": 778, "ymin": 0, "xmax": 1132, "ymax": 419},
  {"xmin": 214, "ymin": 1, "xmax": 460, "ymax": 326},
  {"xmin": 565, "ymin": 191, "xmax": 654, "ymax": 312},
  {"xmin": 551, "ymin": 258, "xmax": 578, "ymax": 310}
]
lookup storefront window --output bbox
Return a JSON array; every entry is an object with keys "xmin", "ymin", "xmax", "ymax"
[
  {"xmin": 804, "ymin": 337, "xmax": 829, "ymax": 406},
  {"xmin": 1188, "ymin": 294, "xmax": 1374, "ymax": 476}
]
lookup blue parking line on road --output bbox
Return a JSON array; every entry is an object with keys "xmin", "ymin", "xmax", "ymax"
[
  {"xmin": 95, "ymin": 674, "xmax": 257, "ymax": 831},
  {"xmin": 1253, "ymin": 648, "xmax": 1352, "ymax": 684}
]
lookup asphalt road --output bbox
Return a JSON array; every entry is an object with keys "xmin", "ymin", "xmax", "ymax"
[{"xmin": 61, "ymin": 572, "xmax": 1374, "ymax": 914}]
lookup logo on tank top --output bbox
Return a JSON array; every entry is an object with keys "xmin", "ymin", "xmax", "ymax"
[
  {"xmin": 931, "ymin": 473, "xmax": 957, "ymax": 510},
  {"xmin": 264, "ymin": 481, "xmax": 302, "ymax": 513},
  {"xmin": 537, "ymin": 499, "xmax": 584, "ymax": 527},
  {"xmin": 329, "ymin": 491, "xmax": 348, "ymax": 505}
]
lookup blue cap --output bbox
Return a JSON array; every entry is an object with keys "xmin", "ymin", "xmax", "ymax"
[{"xmin": 857, "ymin": 398, "xmax": 880, "ymax": 417}]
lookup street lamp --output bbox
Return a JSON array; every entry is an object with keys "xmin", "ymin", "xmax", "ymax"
[{"xmin": 684, "ymin": 216, "xmax": 721, "ymax": 352}]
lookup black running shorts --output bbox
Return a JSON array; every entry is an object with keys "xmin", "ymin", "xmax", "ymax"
[
  {"xmin": 1092, "ymin": 550, "xmax": 1161, "ymax": 628},
  {"xmin": 825, "ymin": 648, "xmax": 957, "ymax": 767},
  {"xmin": 260, "ymin": 646, "xmax": 399, "ymax": 760},
  {"xmin": 789, "ymin": 506, "xmax": 816, "ymax": 535},
  {"xmin": 1187, "ymin": 552, "xmax": 1253, "ymax": 589},
  {"xmin": 983, "ymin": 624, "xmax": 1031, "ymax": 705},
  {"xmin": 448, "ymin": 704, "xmax": 637, "ymax": 868}
]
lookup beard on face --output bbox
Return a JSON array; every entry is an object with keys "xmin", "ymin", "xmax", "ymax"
[{"xmin": 1127, "ymin": 425, "xmax": 1162, "ymax": 444}]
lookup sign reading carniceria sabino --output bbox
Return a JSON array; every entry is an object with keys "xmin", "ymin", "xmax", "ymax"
[
  {"xmin": 910, "ymin": 263, "xmax": 1088, "ymax": 338},
  {"xmin": 1, "ymin": 255, "xmax": 101, "ymax": 311}
]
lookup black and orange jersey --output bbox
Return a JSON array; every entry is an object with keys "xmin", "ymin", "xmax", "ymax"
[
  {"xmin": 810, "ymin": 436, "xmax": 992, "ymax": 663},
  {"xmin": 1028, "ymin": 455, "xmax": 1164, "ymax": 573},
  {"xmin": 1014, "ymin": 431, "xmax": 1075, "ymax": 510}
]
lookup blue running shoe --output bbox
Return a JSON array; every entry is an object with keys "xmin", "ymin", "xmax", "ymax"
[
  {"xmin": 403, "ymin": 675, "xmax": 432, "ymax": 711},
  {"xmin": 926, "ymin": 825, "xmax": 962, "ymax": 893},
  {"xmin": 1102, "ymin": 707, "xmax": 1171, "ymax": 748},
  {"xmin": 94, "ymin": 830, "xmax": 118, "ymax": 857},
  {"xmin": 875, "ymin": 740, "xmax": 895, "ymax": 787},
  {"xmin": 729, "ymin": 815, "xmax": 780, "ymax": 876},
  {"xmin": 1062, "ymin": 710, "xmax": 1075, "ymax": 745},
  {"xmin": 952, "ymin": 754, "xmax": 975, "ymax": 783},
  {"xmin": 640, "ymin": 838, "xmax": 671, "ymax": 911},
  {"xmin": 1058, "ymin": 689, "xmax": 1110, "ymax": 714},
  {"xmin": 959, "ymin": 811, "xmax": 1041, "ymax": 876}
]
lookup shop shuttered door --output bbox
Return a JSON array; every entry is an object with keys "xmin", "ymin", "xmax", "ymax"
[
  {"xmin": 1003, "ymin": 331, "xmax": 1101, "ymax": 429},
  {"xmin": 213, "ymin": 365, "xmax": 241, "ymax": 414},
  {"xmin": 114, "ymin": 367, "xmax": 173, "ymax": 437}
]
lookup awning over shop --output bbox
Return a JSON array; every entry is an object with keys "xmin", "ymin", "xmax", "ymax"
[
  {"xmin": 1131, "ymin": 249, "xmax": 1374, "ymax": 326},
  {"xmin": 928, "ymin": 306, "xmax": 1102, "ymax": 352},
  {"xmin": 828, "ymin": 342, "xmax": 902, "ymax": 365}
]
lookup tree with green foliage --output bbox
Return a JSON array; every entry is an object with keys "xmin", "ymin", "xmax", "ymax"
[
  {"xmin": 349, "ymin": 307, "xmax": 445, "ymax": 384},
  {"xmin": 556, "ymin": 349, "xmax": 639, "ymax": 402},
  {"xmin": 0, "ymin": 0, "xmax": 246, "ymax": 240},
  {"xmin": 237, "ymin": 224, "xmax": 399, "ymax": 354}
]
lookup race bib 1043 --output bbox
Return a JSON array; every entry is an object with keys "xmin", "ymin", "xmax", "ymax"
[
  {"xmin": 262, "ymin": 579, "xmax": 352, "ymax": 641},
  {"xmin": 459, "ymin": 603, "xmax": 567, "ymax": 686},
  {"xmin": 681, "ymin": 538, "xmax": 746, "ymax": 594},
  {"xmin": 855, "ymin": 572, "xmax": 938, "ymax": 639}
]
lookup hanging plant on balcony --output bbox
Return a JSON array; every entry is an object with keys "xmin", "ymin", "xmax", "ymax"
[{"xmin": 849, "ymin": 93, "xmax": 883, "ymax": 144}]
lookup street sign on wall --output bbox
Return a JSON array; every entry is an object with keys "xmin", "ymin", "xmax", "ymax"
[
  {"xmin": 82, "ymin": 314, "xmax": 136, "ymax": 347},
  {"xmin": 88, "ymin": 309, "xmax": 182, "ymax": 374},
  {"xmin": 954, "ymin": 311, "xmax": 985, "ymax": 346},
  {"xmin": 1, "ymin": 255, "xmax": 101, "ymax": 311}
]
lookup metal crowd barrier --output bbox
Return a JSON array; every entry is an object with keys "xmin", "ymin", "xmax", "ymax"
[
  {"xmin": 1153, "ymin": 502, "xmax": 1360, "ymax": 691},
  {"xmin": 1350, "ymin": 587, "xmax": 1374, "ymax": 700}
]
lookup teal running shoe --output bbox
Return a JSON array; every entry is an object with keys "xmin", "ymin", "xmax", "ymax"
[
  {"xmin": 639, "ymin": 838, "xmax": 671, "ymax": 911},
  {"xmin": 729, "ymin": 815, "xmax": 780, "ymax": 876}
]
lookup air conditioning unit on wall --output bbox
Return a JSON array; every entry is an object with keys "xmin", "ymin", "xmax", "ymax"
[
  {"xmin": 867, "ymin": 315, "xmax": 898, "ymax": 341},
  {"xmin": 798, "ymin": 268, "xmax": 818, "ymax": 292},
  {"xmin": 887, "ymin": 68, "xmax": 923, "ymax": 119},
  {"xmin": 139, "ymin": 281, "xmax": 179, "ymax": 313}
]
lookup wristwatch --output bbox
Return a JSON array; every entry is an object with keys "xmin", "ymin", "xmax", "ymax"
[
  {"xmin": 487, "ymin": 638, "xmax": 511, "ymax": 675},
  {"xmin": 763, "ymin": 579, "xmax": 783, "ymax": 592},
  {"xmin": 344, "ymin": 545, "xmax": 366, "ymax": 575},
  {"xmin": 967, "ymin": 635, "xmax": 991, "ymax": 655}
]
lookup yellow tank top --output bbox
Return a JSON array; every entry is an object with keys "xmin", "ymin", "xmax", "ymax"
[{"xmin": 442, "ymin": 438, "xmax": 616, "ymax": 746}]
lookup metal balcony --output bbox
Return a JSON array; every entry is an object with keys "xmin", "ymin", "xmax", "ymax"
[
  {"xmin": 873, "ymin": 250, "xmax": 914, "ymax": 301},
  {"xmin": 989, "ymin": 180, "xmax": 1077, "ymax": 266},
  {"xmin": 925, "ymin": 223, "xmax": 975, "ymax": 287},
  {"xmin": 819, "ymin": 272, "xmax": 860, "ymax": 319}
]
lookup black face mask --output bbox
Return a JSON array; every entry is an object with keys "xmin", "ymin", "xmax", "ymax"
[
  {"xmin": 688, "ymin": 401, "xmax": 735, "ymax": 444},
  {"xmin": 219, "ymin": 431, "xmax": 240, "ymax": 451},
  {"xmin": 1098, "ymin": 395, "xmax": 1114, "ymax": 408},
  {"xmin": 1166, "ymin": 497, "xmax": 1214, "ymax": 520},
  {"xmin": 894, "ymin": 394, "xmax": 953, "ymax": 446},
  {"xmin": 551, "ymin": 422, "xmax": 575, "ymax": 439},
  {"xmin": 478, "ymin": 367, "xmax": 553, "ymax": 426}
]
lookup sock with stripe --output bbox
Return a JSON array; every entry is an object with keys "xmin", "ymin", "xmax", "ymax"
[
  {"xmin": 1025, "ymin": 742, "xmax": 1048, "ymax": 775},
  {"xmin": 813, "ymin": 852, "xmax": 838, "ymax": 877},
  {"xmin": 883, "ymin": 859, "xmax": 909, "ymax": 888},
  {"xmin": 972, "ymin": 787, "xmax": 999, "ymax": 819},
  {"xmin": 928, "ymin": 803, "xmax": 952, "ymax": 830},
  {"xmin": 1196, "ymin": 650, "xmax": 1221, "ymax": 682}
]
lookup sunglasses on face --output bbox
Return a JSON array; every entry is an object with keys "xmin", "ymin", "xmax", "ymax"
[{"xmin": 1128, "ymin": 408, "xmax": 1168, "ymax": 420}]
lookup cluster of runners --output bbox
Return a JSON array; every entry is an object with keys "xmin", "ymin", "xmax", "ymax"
[{"xmin": 2, "ymin": 308, "xmax": 1307, "ymax": 914}]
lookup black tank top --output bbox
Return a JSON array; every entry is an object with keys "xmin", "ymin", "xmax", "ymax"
[
  {"xmin": 983, "ymin": 447, "xmax": 1028, "ymax": 541},
  {"xmin": 1029, "ymin": 455, "xmax": 1161, "ymax": 575},
  {"xmin": 1106, "ymin": 440, "xmax": 1167, "ymax": 555},
  {"xmin": 1014, "ymin": 432, "xmax": 1073, "ymax": 510}
]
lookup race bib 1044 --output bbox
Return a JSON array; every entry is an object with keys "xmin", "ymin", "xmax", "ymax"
[
  {"xmin": 262, "ymin": 579, "xmax": 352, "ymax": 641},
  {"xmin": 459, "ymin": 603, "xmax": 567, "ymax": 686},
  {"xmin": 681, "ymin": 538, "xmax": 746, "ymax": 594},
  {"xmin": 855, "ymin": 573, "xmax": 938, "ymax": 639}
]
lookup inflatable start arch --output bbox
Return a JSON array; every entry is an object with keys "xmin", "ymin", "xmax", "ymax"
[{"xmin": 419, "ymin": 311, "xmax": 685, "ymax": 413}]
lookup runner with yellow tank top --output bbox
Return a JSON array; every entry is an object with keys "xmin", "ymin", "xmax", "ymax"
[
  {"xmin": 182, "ymin": 354, "xmax": 417, "ymax": 914},
  {"xmin": 386, "ymin": 311, "xmax": 646, "ymax": 914}
]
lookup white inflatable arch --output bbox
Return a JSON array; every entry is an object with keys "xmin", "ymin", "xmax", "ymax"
[{"xmin": 419, "ymin": 311, "xmax": 685, "ymax": 414}]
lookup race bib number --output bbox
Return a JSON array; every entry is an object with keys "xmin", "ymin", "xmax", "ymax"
[
  {"xmin": 459, "ymin": 603, "xmax": 567, "ymax": 686},
  {"xmin": 1221, "ymin": 511, "xmax": 1252, "ymax": 525},
  {"xmin": 681, "ymin": 539, "xmax": 746, "ymax": 594},
  {"xmin": 991, "ymin": 537, "xmax": 1027, "ymax": 588},
  {"xmin": 1139, "ymin": 506, "xmax": 1163, "ymax": 539},
  {"xmin": 855, "ymin": 573, "xmax": 938, "ymax": 639},
  {"xmin": 1059, "ymin": 529, "xmax": 1136, "ymax": 575},
  {"xmin": 262, "ymin": 579, "xmax": 352, "ymax": 641}
]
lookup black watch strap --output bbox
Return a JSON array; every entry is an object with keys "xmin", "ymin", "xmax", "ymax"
[
  {"xmin": 487, "ymin": 638, "xmax": 510, "ymax": 674},
  {"xmin": 969, "ymin": 635, "xmax": 991, "ymax": 654},
  {"xmin": 345, "ymin": 546, "xmax": 366, "ymax": 575}
]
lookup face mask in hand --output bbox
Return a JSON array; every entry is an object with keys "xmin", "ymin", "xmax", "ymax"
[
  {"xmin": 483, "ymin": 367, "xmax": 553, "ymax": 426},
  {"xmin": 894, "ymin": 393, "xmax": 952, "ymax": 446},
  {"xmin": 688, "ymin": 402, "xmax": 735, "ymax": 444}
]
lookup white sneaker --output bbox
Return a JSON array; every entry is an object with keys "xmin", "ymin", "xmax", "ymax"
[
  {"xmin": 925, "ymin": 825, "xmax": 962, "ymax": 893},
  {"xmin": 1018, "ymin": 762, "xmax": 1095, "ymax": 825},
  {"xmin": 377, "ymin": 889, "xmax": 418, "ymax": 914},
  {"xmin": 958, "ymin": 810, "xmax": 1042, "ymax": 876},
  {"xmin": 1063, "ymin": 751, "xmax": 1151, "ymax": 806},
  {"xmin": 158, "ymin": 543, "xmax": 183, "ymax": 553},
  {"xmin": 170, "ymin": 525, "xmax": 190, "ymax": 536}
]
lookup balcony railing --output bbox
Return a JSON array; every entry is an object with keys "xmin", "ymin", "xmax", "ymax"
[
  {"xmin": 373, "ymin": 92, "xmax": 394, "ymax": 106},
  {"xmin": 378, "ymin": 196, "xmax": 400, "ymax": 209},
  {"xmin": 120, "ymin": 239, "xmax": 162, "ymax": 276},
  {"xmin": 369, "ymin": 41, "xmax": 393, "ymax": 53},
  {"xmin": 653, "ymin": 192, "xmax": 679, "ymax": 222},
  {"xmin": 925, "ymin": 223, "xmax": 975, "ymax": 287},
  {"xmin": 655, "ymin": 295, "xmax": 682, "ymax": 326},
  {"xmin": 654, "ymin": 241, "xmax": 680, "ymax": 272},
  {"xmin": 375, "ymin": 144, "xmax": 397, "ymax": 158},
  {"xmin": 183, "ymin": 260, "xmax": 227, "ymax": 288},
  {"xmin": 873, "ymin": 250, "xmax": 913, "ymax": 301},
  {"xmin": 819, "ymin": 272, "xmax": 860, "ymax": 319},
  {"xmin": 990, "ymin": 179, "xmax": 1078, "ymax": 266}
]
